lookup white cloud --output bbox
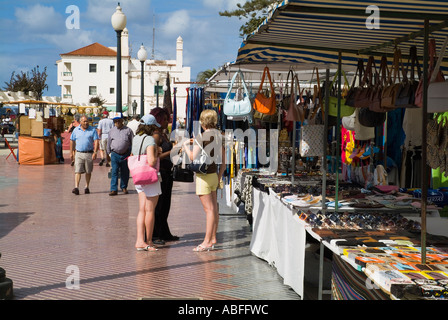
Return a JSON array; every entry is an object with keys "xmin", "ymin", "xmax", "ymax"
[
  {"xmin": 160, "ymin": 10, "xmax": 191, "ymax": 37},
  {"xmin": 202, "ymin": 0, "xmax": 244, "ymax": 11},
  {"xmin": 86, "ymin": 0, "xmax": 152, "ymax": 26},
  {"xmin": 15, "ymin": 4, "xmax": 65, "ymax": 34}
]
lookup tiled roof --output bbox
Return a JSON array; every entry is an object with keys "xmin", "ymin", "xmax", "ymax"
[{"xmin": 61, "ymin": 43, "xmax": 117, "ymax": 57}]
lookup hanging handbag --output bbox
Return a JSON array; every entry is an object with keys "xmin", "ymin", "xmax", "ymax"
[
  {"xmin": 381, "ymin": 48, "xmax": 403, "ymax": 110},
  {"xmin": 358, "ymin": 107, "xmax": 386, "ymax": 127},
  {"xmin": 346, "ymin": 59, "xmax": 364, "ymax": 107},
  {"xmin": 223, "ymin": 70, "xmax": 252, "ymax": 117},
  {"xmin": 127, "ymin": 136, "xmax": 160, "ymax": 185},
  {"xmin": 281, "ymin": 69, "xmax": 294, "ymax": 110},
  {"xmin": 299, "ymin": 124, "xmax": 325, "ymax": 157},
  {"xmin": 328, "ymin": 69, "xmax": 354, "ymax": 117},
  {"xmin": 187, "ymin": 138, "xmax": 211, "ymax": 174},
  {"xmin": 353, "ymin": 56, "xmax": 376, "ymax": 108},
  {"xmin": 353, "ymin": 108, "xmax": 375, "ymax": 140},
  {"xmin": 285, "ymin": 75, "xmax": 305, "ymax": 122},
  {"xmin": 369, "ymin": 55, "xmax": 389, "ymax": 113},
  {"xmin": 427, "ymin": 36, "xmax": 448, "ymax": 113},
  {"xmin": 253, "ymin": 66, "xmax": 276, "ymax": 115},
  {"xmin": 395, "ymin": 46, "xmax": 421, "ymax": 108}
]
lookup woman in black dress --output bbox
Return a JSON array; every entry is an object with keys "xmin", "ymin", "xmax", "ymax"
[{"xmin": 150, "ymin": 107, "xmax": 179, "ymax": 244}]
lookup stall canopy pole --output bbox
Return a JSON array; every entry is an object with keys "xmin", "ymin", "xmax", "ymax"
[
  {"xmin": 335, "ymin": 51, "xmax": 342, "ymax": 212},
  {"xmin": 421, "ymin": 19, "xmax": 430, "ymax": 265},
  {"xmin": 322, "ymin": 69, "xmax": 330, "ymax": 214},
  {"xmin": 291, "ymin": 121, "xmax": 296, "ymax": 184}
]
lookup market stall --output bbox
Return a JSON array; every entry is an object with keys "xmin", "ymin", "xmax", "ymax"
[
  {"xmin": 6, "ymin": 100, "xmax": 69, "ymax": 165},
  {"xmin": 204, "ymin": 0, "xmax": 448, "ymax": 300}
]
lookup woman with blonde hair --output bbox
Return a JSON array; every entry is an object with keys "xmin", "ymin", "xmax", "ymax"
[
  {"xmin": 132, "ymin": 114, "xmax": 162, "ymax": 251},
  {"xmin": 183, "ymin": 109, "xmax": 226, "ymax": 252}
]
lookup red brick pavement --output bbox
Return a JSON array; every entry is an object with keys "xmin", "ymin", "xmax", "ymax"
[{"xmin": 0, "ymin": 151, "xmax": 300, "ymax": 301}]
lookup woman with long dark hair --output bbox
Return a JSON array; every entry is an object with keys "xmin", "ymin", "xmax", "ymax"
[{"xmin": 150, "ymin": 107, "xmax": 179, "ymax": 244}]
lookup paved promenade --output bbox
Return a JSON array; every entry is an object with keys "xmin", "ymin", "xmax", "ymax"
[{"xmin": 0, "ymin": 145, "xmax": 300, "ymax": 301}]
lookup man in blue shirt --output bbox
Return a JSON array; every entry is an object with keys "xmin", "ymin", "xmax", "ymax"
[{"xmin": 70, "ymin": 115, "xmax": 100, "ymax": 195}]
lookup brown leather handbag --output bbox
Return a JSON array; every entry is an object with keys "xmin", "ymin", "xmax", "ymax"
[
  {"xmin": 381, "ymin": 48, "xmax": 403, "ymax": 109},
  {"xmin": 285, "ymin": 74, "xmax": 305, "ymax": 122},
  {"xmin": 395, "ymin": 46, "xmax": 421, "ymax": 108},
  {"xmin": 369, "ymin": 55, "xmax": 389, "ymax": 113},
  {"xmin": 281, "ymin": 69, "xmax": 294, "ymax": 110},
  {"xmin": 346, "ymin": 59, "xmax": 364, "ymax": 107},
  {"xmin": 353, "ymin": 56, "xmax": 376, "ymax": 108},
  {"xmin": 253, "ymin": 66, "xmax": 276, "ymax": 115}
]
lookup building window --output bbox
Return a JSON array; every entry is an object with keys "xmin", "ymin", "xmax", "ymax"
[
  {"xmin": 89, "ymin": 86, "xmax": 97, "ymax": 95},
  {"xmin": 110, "ymin": 88, "xmax": 115, "ymax": 94},
  {"xmin": 110, "ymin": 65, "xmax": 115, "ymax": 72},
  {"xmin": 154, "ymin": 85, "xmax": 163, "ymax": 96},
  {"xmin": 89, "ymin": 64, "xmax": 97, "ymax": 73}
]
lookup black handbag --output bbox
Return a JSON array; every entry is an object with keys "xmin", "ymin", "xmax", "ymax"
[
  {"xmin": 186, "ymin": 139, "xmax": 210, "ymax": 174},
  {"xmin": 358, "ymin": 107, "xmax": 386, "ymax": 127},
  {"xmin": 172, "ymin": 165, "xmax": 194, "ymax": 183},
  {"xmin": 395, "ymin": 46, "xmax": 421, "ymax": 108}
]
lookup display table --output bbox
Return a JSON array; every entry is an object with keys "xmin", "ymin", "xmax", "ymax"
[
  {"xmin": 250, "ymin": 188, "xmax": 307, "ymax": 298},
  {"xmin": 18, "ymin": 136, "xmax": 57, "ymax": 165}
]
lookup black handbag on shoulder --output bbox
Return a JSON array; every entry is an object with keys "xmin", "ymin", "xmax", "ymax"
[{"xmin": 172, "ymin": 165, "xmax": 194, "ymax": 183}]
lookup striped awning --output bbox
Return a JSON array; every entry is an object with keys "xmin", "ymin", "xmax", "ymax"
[{"xmin": 237, "ymin": 0, "xmax": 448, "ymax": 72}]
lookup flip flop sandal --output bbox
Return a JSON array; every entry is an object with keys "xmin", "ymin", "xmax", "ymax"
[
  {"xmin": 136, "ymin": 245, "xmax": 158, "ymax": 252},
  {"xmin": 193, "ymin": 245, "xmax": 215, "ymax": 252}
]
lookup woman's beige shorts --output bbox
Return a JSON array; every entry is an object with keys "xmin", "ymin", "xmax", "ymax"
[{"xmin": 195, "ymin": 173, "xmax": 218, "ymax": 195}]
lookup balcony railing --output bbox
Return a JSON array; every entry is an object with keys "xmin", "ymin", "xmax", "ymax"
[{"xmin": 62, "ymin": 72, "xmax": 73, "ymax": 81}]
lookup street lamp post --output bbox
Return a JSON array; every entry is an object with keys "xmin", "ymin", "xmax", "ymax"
[
  {"xmin": 155, "ymin": 72, "xmax": 160, "ymax": 108},
  {"xmin": 111, "ymin": 3, "xmax": 126, "ymax": 114},
  {"xmin": 137, "ymin": 44, "xmax": 147, "ymax": 117}
]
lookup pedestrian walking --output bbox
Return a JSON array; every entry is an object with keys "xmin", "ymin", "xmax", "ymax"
[
  {"xmin": 97, "ymin": 110, "xmax": 114, "ymax": 167},
  {"xmin": 182, "ymin": 109, "xmax": 225, "ymax": 252},
  {"xmin": 70, "ymin": 115, "xmax": 99, "ymax": 195},
  {"xmin": 133, "ymin": 114, "xmax": 162, "ymax": 252},
  {"xmin": 107, "ymin": 114, "xmax": 134, "ymax": 196},
  {"xmin": 150, "ymin": 107, "xmax": 178, "ymax": 244},
  {"xmin": 127, "ymin": 114, "xmax": 140, "ymax": 135}
]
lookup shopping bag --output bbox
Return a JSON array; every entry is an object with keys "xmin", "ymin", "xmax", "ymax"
[
  {"xmin": 127, "ymin": 155, "xmax": 159, "ymax": 185},
  {"xmin": 253, "ymin": 66, "xmax": 276, "ymax": 115},
  {"xmin": 127, "ymin": 135, "xmax": 160, "ymax": 185},
  {"xmin": 223, "ymin": 70, "xmax": 252, "ymax": 117}
]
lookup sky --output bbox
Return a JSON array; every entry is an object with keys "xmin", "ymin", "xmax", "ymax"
[{"xmin": 0, "ymin": 0, "xmax": 246, "ymax": 97}]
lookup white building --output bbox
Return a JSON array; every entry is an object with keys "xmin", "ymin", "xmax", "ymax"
[{"xmin": 56, "ymin": 29, "xmax": 190, "ymax": 118}]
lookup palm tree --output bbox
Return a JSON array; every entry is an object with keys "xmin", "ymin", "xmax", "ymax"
[{"xmin": 196, "ymin": 68, "xmax": 217, "ymax": 83}]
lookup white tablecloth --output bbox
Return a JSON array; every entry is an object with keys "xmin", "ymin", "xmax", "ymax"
[{"xmin": 250, "ymin": 188, "xmax": 307, "ymax": 299}]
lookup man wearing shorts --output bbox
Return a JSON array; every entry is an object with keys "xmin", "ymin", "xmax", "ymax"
[
  {"xmin": 70, "ymin": 115, "xmax": 99, "ymax": 195},
  {"xmin": 97, "ymin": 111, "xmax": 114, "ymax": 167}
]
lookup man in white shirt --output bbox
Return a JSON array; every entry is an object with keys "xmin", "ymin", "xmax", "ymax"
[
  {"xmin": 96, "ymin": 111, "xmax": 114, "ymax": 166},
  {"xmin": 126, "ymin": 115, "xmax": 141, "ymax": 135}
]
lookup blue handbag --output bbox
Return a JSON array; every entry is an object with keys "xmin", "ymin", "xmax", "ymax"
[{"xmin": 223, "ymin": 70, "xmax": 252, "ymax": 118}]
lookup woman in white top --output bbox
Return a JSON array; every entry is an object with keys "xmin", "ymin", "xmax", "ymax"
[{"xmin": 132, "ymin": 114, "xmax": 162, "ymax": 252}]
